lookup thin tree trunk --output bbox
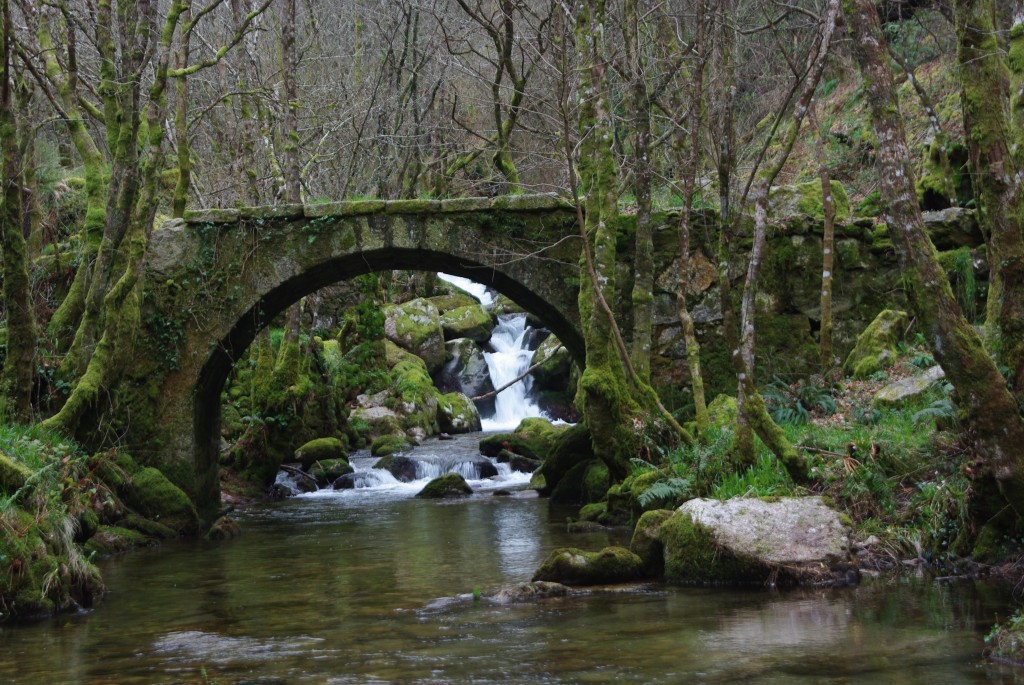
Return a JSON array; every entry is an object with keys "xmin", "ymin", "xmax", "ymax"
[
  {"xmin": 674, "ymin": 0, "xmax": 710, "ymax": 434},
  {"xmin": 0, "ymin": 0, "xmax": 36, "ymax": 420},
  {"xmin": 281, "ymin": 0, "xmax": 301, "ymax": 203},
  {"xmin": 171, "ymin": 1, "xmax": 192, "ymax": 218},
  {"xmin": 809, "ymin": 103, "xmax": 838, "ymax": 373},
  {"xmin": 845, "ymin": 0, "xmax": 1024, "ymax": 518}
]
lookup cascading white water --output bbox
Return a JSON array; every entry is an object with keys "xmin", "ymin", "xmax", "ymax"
[{"xmin": 481, "ymin": 313, "xmax": 545, "ymax": 431}]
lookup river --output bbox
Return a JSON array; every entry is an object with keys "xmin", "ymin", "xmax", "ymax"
[{"xmin": 0, "ymin": 434, "xmax": 1022, "ymax": 684}]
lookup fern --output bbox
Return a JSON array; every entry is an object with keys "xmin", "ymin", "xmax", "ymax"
[
  {"xmin": 637, "ymin": 477, "xmax": 692, "ymax": 508},
  {"xmin": 912, "ymin": 399, "xmax": 957, "ymax": 429}
]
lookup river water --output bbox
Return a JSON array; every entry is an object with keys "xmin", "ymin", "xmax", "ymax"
[{"xmin": 1, "ymin": 435, "xmax": 1023, "ymax": 684}]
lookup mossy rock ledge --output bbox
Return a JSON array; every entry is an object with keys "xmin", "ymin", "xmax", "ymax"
[
  {"xmin": 416, "ymin": 473, "xmax": 473, "ymax": 498},
  {"xmin": 123, "ymin": 467, "xmax": 200, "ymax": 536},
  {"xmin": 660, "ymin": 497, "xmax": 856, "ymax": 587},
  {"xmin": 294, "ymin": 437, "xmax": 347, "ymax": 470}
]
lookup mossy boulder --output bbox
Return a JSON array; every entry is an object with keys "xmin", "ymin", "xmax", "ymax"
[
  {"xmin": 117, "ymin": 513, "xmax": 178, "ymax": 539},
  {"xmin": 530, "ymin": 424, "xmax": 592, "ymax": 497},
  {"xmin": 440, "ymin": 304, "xmax": 494, "ymax": 342},
  {"xmin": 661, "ymin": 497, "xmax": 855, "ymax": 586},
  {"xmin": 630, "ymin": 509, "xmax": 674, "ymax": 578},
  {"xmin": 416, "ymin": 473, "xmax": 472, "ymax": 498},
  {"xmin": 843, "ymin": 309, "xmax": 909, "ymax": 378},
  {"xmin": 390, "ymin": 357, "xmax": 442, "ymax": 440},
  {"xmin": 531, "ymin": 546, "xmax": 644, "ymax": 586},
  {"xmin": 437, "ymin": 392, "xmax": 482, "ymax": 433},
  {"xmin": 438, "ymin": 338, "xmax": 494, "ymax": 401},
  {"xmin": 374, "ymin": 455, "xmax": 419, "ymax": 481},
  {"xmin": 371, "ymin": 435, "xmax": 414, "ymax": 457},
  {"xmin": 294, "ymin": 437, "xmax": 348, "ymax": 470},
  {"xmin": 478, "ymin": 418, "xmax": 567, "ymax": 461},
  {"xmin": 427, "ymin": 292, "xmax": 479, "ymax": 314},
  {"xmin": 123, "ymin": 467, "xmax": 200, "ymax": 536},
  {"xmin": 706, "ymin": 394, "xmax": 738, "ymax": 430},
  {"xmin": 491, "ymin": 294, "xmax": 525, "ymax": 316},
  {"xmin": 383, "ymin": 297, "xmax": 446, "ymax": 372},
  {"xmin": 83, "ymin": 525, "xmax": 152, "ymax": 557},
  {"xmin": 309, "ymin": 458, "xmax": 355, "ymax": 485},
  {"xmin": 922, "ymin": 207, "xmax": 982, "ymax": 250},
  {"xmin": 531, "ymin": 335, "xmax": 572, "ymax": 390}
]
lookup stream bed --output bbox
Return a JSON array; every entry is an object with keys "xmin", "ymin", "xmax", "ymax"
[{"xmin": 2, "ymin": 435, "xmax": 1023, "ymax": 684}]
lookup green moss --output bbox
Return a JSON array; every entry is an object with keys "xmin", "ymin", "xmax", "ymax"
[
  {"xmin": 416, "ymin": 473, "xmax": 472, "ymax": 498},
  {"xmin": 578, "ymin": 502, "xmax": 607, "ymax": 521},
  {"xmin": 0, "ymin": 453, "xmax": 32, "ymax": 494},
  {"xmin": 630, "ymin": 509, "xmax": 674, "ymax": 577},
  {"xmin": 370, "ymin": 434, "xmax": 413, "ymax": 457},
  {"xmin": 843, "ymin": 309, "xmax": 909, "ymax": 378},
  {"xmin": 659, "ymin": 511, "xmax": 765, "ymax": 584},
  {"xmin": 706, "ymin": 394, "xmax": 738, "ymax": 430},
  {"xmin": 309, "ymin": 458, "xmax": 354, "ymax": 484},
  {"xmin": 531, "ymin": 546, "xmax": 644, "ymax": 585},
  {"xmin": 117, "ymin": 513, "xmax": 177, "ymax": 539},
  {"xmin": 124, "ymin": 467, "xmax": 200, "ymax": 536},
  {"xmin": 82, "ymin": 525, "xmax": 150, "ymax": 557},
  {"xmin": 294, "ymin": 437, "xmax": 347, "ymax": 470},
  {"xmin": 438, "ymin": 392, "xmax": 481, "ymax": 433},
  {"xmin": 794, "ymin": 179, "xmax": 850, "ymax": 222}
]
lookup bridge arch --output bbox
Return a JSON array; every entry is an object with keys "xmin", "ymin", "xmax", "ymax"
[{"xmin": 138, "ymin": 196, "xmax": 584, "ymax": 519}]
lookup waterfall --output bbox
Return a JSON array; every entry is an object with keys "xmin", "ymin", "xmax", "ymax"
[{"xmin": 481, "ymin": 313, "xmax": 545, "ymax": 431}]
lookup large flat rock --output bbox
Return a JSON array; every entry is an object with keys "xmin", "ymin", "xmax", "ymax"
[{"xmin": 663, "ymin": 497, "xmax": 855, "ymax": 586}]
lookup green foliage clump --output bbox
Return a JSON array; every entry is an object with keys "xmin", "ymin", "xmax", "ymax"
[
  {"xmin": 986, "ymin": 610, "xmax": 1024, "ymax": 665},
  {"xmin": 762, "ymin": 376, "xmax": 837, "ymax": 426}
]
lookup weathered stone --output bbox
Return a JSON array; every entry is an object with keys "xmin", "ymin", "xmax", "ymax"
[
  {"xmin": 384, "ymin": 298, "xmax": 446, "ymax": 373},
  {"xmin": 531, "ymin": 546, "xmax": 644, "ymax": 585},
  {"xmin": 770, "ymin": 180, "xmax": 851, "ymax": 226},
  {"xmin": 438, "ymin": 338, "xmax": 494, "ymax": 399},
  {"xmin": 428, "ymin": 293, "xmax": 480, "ymax": 314},
  {"xmin": 922, "ymin": 207, "xmax": 982, "ymax": 250},
  {"xmin": 487, "ymin": 581, "xmax": 571, "ymax": 604},
  {"xmin": 873, "ymin": 365, "xmax": 946, "ymax": 408},
  {"xmin": 440, "ymin": 304, "xmax": 494, "ymax": 342},
  {"xmin": 416, "ymin": 473, "xmax": 473, "ymax": 498},
  {"xmin": 843, "ymin": 309, "xmax": 909, "ymax": 379},
  {"xmin": 437, "ymin": 392, "xmax": 482, "ymax": 433},
  {"xmin": 496, "ymin": 449, "xmax": 541, "ymax": 473},
  {"xmin": 294, "ymin": 437, "xmax": 347, "ymax": 470},
  {"xmin": 654, "ymin": 250, "xmax": 718, "ymax": 296},
  {"xmin": 531, "ymin": 335, "xmax": 572, "ymax": 390},
  {"xmin": 663, "ymin": 497, "xmax": 854, "ymax": 586}
]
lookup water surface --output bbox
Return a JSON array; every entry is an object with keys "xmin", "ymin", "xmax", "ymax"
[{"xmin": 1, "ymin": 444, "xmax": 1022, "ymax": 684}]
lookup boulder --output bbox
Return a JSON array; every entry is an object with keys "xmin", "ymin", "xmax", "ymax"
[
  {"xmin": 374, "ymin": 455, "xmax": 419, "ymax": 481},
  {"xmin": 294, "ymin": 437, "xmax": 347, "ymax": 470},
  {"xmin": 770, "ymin": 180, "xmax": 851, "ymax": 231},
  {"xmin": 0, "ymin": 453, "xmax": 32, "ymax": 495},
  {"xmin": 440, "ymin": 304, "xmax": 494, "ymax": 342},
  {"xmin": 427, "ymin": 292, "xmax": 479, "ymax": 314},
  {"xmin": 661, "ymin": 497, "xmax": 855, "ymax": 586},
  {"xmin": 370, "ymin": 435, "xmax": 414, "ymax": 458},
  {"xmin": 550, "ymin": 460, "xmax": 608, "ymax": 505},
  {"xmin": 843, "ymin": 309, "xmax": 908, "ymax": 379},
  {"xmin": 437, "ymin": 339, "xmax": 494, "ymax": 417},
  {"xmin": 873, "ymin": 365, "xmax": 946, "ymax": 408},
  {"xmin": 416, "ymin": 473, "xmax": 473, "ymax": 498},
  {"xmin": 496, "ymin": 449, "xmax": 541, "ymax": 473},
  {"xmin": 123, "ymin": 467, "xmax": 200, "ymax": 536},
  {"xmin": 922, "ymin": 207, "xmax": 982, "ymax": 250},
  {"xmin": 383, "ymin": 298, "xmax": 445, "ymax": 372},
  {"xmin": 488, "ymin": 581, "xmax": 571, "ymax": 604},
  {"xmin": 437, "ymin": 392, "xmax": 482, "ymax": 434},
  {"xmin": 531, "ymin": 335, "xmax": 572, "ymax": 390},
  {"xmin": 531, "ymin": 546, "xmax": 645, "ymax": 586},
  {"xmin": 309, "ymin": 458, "xmax": 355, "ymax": 486},
  {"xmin": 706, "ymin": 394, "xmax": 738, "ymax": 430}
]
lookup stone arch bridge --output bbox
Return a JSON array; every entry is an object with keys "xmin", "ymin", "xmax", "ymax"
[{"xmin": 134, "ymin": 194, "xmax": 584, "ymax": 519}]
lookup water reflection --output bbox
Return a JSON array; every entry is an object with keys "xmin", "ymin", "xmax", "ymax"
[{"xmin": 0, "ymin": 482, "xmax": 1019, "ymax": 684}]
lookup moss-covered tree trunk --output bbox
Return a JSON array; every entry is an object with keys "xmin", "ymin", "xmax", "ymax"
[
  {"xmin": 623, "ymin": 0, "xmax": 654, "ymax": 383},
  {"xmin": 171, "ymin": 1, "xmax": 192, "ymax": 218},
  {"xmin": 673, "ymin": 0, "xmax": 710, "ymax": 434},
  {"xmin": 280, "ymin": 0, "xmax": 302, "ymax": 203},
  {"xmin": 37, "ymin": 9, "xmax": 111, "ymax": 340},
  {"xmin": 845, "ymin": 0, "xmax": 1024, "ymax": 518},
  {"xmin": 0, "ymin": 0, "xmax": 36, "ymax": 421},
  {"xmin": 953, "ymin": 0, "xmax": 1024, "ymax": 398}
]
